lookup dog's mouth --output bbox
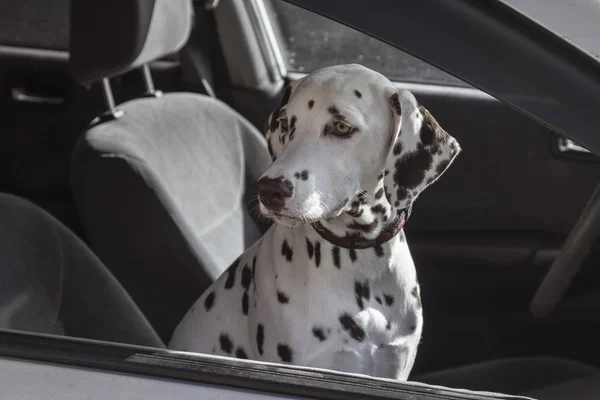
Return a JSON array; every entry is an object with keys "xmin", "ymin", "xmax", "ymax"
[{"xmin": 261, "ymin": 200, "xmax": 349, "ymax": 227}]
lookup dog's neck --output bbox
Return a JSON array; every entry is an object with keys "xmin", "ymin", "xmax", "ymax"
[{"xmin": 311, "ymin": 181, "xmax": 404, "ymax": 249}]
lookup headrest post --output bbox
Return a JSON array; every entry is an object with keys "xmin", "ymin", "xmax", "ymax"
[
  {"xmin": 141, "ymin": 64, "xmax": 163, "ymax": 98},
  {"xmin": 95, "ymin": 78, "xmax": 124, "ymax": 124},
  {"xmin": 101, "ymin": 78, "xmax": 117, "ymax": 112}
]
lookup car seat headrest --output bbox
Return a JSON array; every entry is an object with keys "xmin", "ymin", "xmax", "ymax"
[{"xmin": 70, "ymin": 0, "xmax": 193, "ymax": 85}]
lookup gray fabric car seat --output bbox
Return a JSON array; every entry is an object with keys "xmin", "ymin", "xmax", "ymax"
[
  {"xmin": 69, "ymin": 0, "xmax": 271, "ymax": 342},
  {"xmin": 0, "ymin": 192, "xmax": 164, "ymax": 348}
]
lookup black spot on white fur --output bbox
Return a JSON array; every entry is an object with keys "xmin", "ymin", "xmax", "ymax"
[
  {"xmin": 349, "ymin": 248, "xmax": 357, "ymax": 263},
  {"xmin": 332, "ymin": 246, "xmax": 341, "ymax": 269},
  {"xmin": 384, "ymin": 293, "xmax": 394, "ymax": 306},
  {"xmin": 374, "ymin": 245, "xmax": 384, "ymax": 257},
  {"xmin": 312, "ymin": 326, "xmax": 328, "ymax": 341},
  {"xmin": 277, "ymin": 291, "xmax": 290, "ymax": 304},
  {"xmin": 269, "ymin": 107, "xmax": 281, "ymax": 132},
  {"xmin": 280, "ymin": 86, "xmax": 292, "ymax": 107},
  {"xmin": 281, "ymin": 240, "xmax": 293, "ymax": 262},
  {"xmin": 267, "ymin": 139, "xmax": 274, "ymax": 160},
  {"xmin": 393, "ymin": 142, "xmax": 403, "ymax": 156},
  {"xmin": 418, "ymin": 105, "xmax": 449, "ymax": 146},
  {"xmin": 389, "ymin": 93, "xmax": 402, "ymax": 115},
  {"xmin": 306, "ymin": 238, "xmax": 314, "ymax": 259},
  {"xmin": 355, "ymin": 280, "xmax": 370, "ymax": 310},
  {"xmin": 308, "ymin": 100, "xmax": 314, "ymax": 109},
  {"xmin": 252, "ymin": 256, "xmax": 257, "ymax": 292},
  {"xmin": 204, "ymin": 292, "xmax": 215, "ymax": 311},
  {"xmin": 277, "ymin": 344, "xmax": 293, "ymax": 362},
  {"xmin": 354, "ymin": 90, "xmax": 362, "ymax": 98},
  {"xmin": 315, "ymin": 241, "xmax": 321, "ymax": 267},
  {"xmin": 300, "ymin": 170, "xmax": 309, "ymax": 180},
  {"xmin": 242, "ymin": 292, "xmax": 249, "ymax": 315},
  {"xmin": 339, "ymin": 313, "xmax": 365, "ymax": 342},
  {"xmin": 241, "ymin": 264, "xmax": 252, "ymax": 315},
  {"xmin": 393, "ymin": 144, "xmax": 433, "ymax": 191},
  {"xmin": 376, "ymin": 296, "xmax": 382, "ymax": 304},
  {"xmin": 219, "ymin": 333, "xmax": 233, "ymax": 354},
  {"xmin": 280, "ymin": 118, "xmax": 289, "ymax": 134},
  {"xmin": 371, "ymin": 204, "xmax": 386, "ymax": 215},
  {"xmin": 256, "ymin": 324, "xmax": 264, "ymax": 355},
  {"xmin": 224, "ymin": 258, "xmax": 239, "ymax": 289},
  {"xmin": 346, "ymin": 201, "xmax": 363, "ymax": 218},
  {"xmin": 235, "ymin": 347, "xmax": 248, "ymax": 359},
  {"xmin": 396, "ymin": 187, "xmax": 410, "ymax": 202},
  {"xmin": 289, "ymin": 116, "xmax": 297, "ymax": 141},
  {"xmin": 436, "ymin": 158, "xmax": 451, "ymax": 176},
  {"xmin": 241, "ymin": 265, "xmax": 252, "ymax": 290}
]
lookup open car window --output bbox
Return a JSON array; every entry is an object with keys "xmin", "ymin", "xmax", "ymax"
[{"xmin": 263, "ymin": 0, "xmax": 468, "ymax": 87}]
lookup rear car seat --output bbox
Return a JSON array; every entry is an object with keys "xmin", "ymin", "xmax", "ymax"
[
  {"xmin": 0, "ymin": 192, "xmax": 163, "ymax": 347},
  {"xmin": 69, "ymin": 0, "xmax": 270, "ymax": 342}
]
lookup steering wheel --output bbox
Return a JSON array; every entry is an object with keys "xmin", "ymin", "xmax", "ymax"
[{"xmin": 530, "ymin": 182, "xmax": 600, "ymax": 317}]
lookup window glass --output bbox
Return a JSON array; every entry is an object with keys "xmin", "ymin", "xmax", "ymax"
[
  {"xmin": 500, "ymin": 0, "xmax": 600, "ymax": 63},
  {"xmin": 264, "ymin": 0, "xmax": 468, "ymax": 87}
]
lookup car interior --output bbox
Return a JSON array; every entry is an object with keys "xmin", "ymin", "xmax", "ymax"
[{"xmin": 1, "ymin": 0, "xmax": 600, "ymax": 399}]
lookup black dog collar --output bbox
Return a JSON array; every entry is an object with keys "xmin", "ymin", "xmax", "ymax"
[{"xmin": 311, "ymin": 209, "xmax": 407, "ymax": 250}]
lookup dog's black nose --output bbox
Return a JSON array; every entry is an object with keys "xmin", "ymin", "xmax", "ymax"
[{"xmin": 256, "ymin": 176, "xmax": 293, "ymax": 211}]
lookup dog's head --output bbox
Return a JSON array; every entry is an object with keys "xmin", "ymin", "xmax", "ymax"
[{"xmin": 257, "ymin": 64, "xmax": 461, "ymax": 227}]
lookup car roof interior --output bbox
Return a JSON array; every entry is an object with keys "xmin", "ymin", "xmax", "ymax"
[{"xmin": 0, "ymin": 1, "xmax": 600, "ymax": 399}]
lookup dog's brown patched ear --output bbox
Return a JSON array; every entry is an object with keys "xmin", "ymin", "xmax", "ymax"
[{"xmin": 383, "ymin": 90, "xmax": 461, "ymax": 213}]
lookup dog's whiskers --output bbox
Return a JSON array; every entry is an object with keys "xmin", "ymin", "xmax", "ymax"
[{"xmin": 248, "ymin": 194, "xmax": 274, "ymax": 224}]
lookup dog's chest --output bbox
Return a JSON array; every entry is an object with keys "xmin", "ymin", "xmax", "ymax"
[
  {"xmin": 169, "ymin": 224, "xmax": 422, "ymax": 380},
  {"xmin": 254, "ymin": 225, "xmax": 422, "ymax": 368}
]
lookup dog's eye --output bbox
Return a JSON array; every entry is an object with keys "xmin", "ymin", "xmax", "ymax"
[{"xmin": 333, "ymin": 121, "xmax": 356, "ymax": 136}]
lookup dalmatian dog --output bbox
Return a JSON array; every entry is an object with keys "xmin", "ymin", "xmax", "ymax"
[{"xmin": 169, "ymin": 64, "xmax": 461, "ymax": 380}]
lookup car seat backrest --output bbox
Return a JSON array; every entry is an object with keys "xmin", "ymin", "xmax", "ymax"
[
  {"xmin": 0, "ymin": 193, "xmax": 164, "ymax": 347},
  {"xmin": 69, "ymin": 0, "xmax": 271, "ymax": 342}
]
